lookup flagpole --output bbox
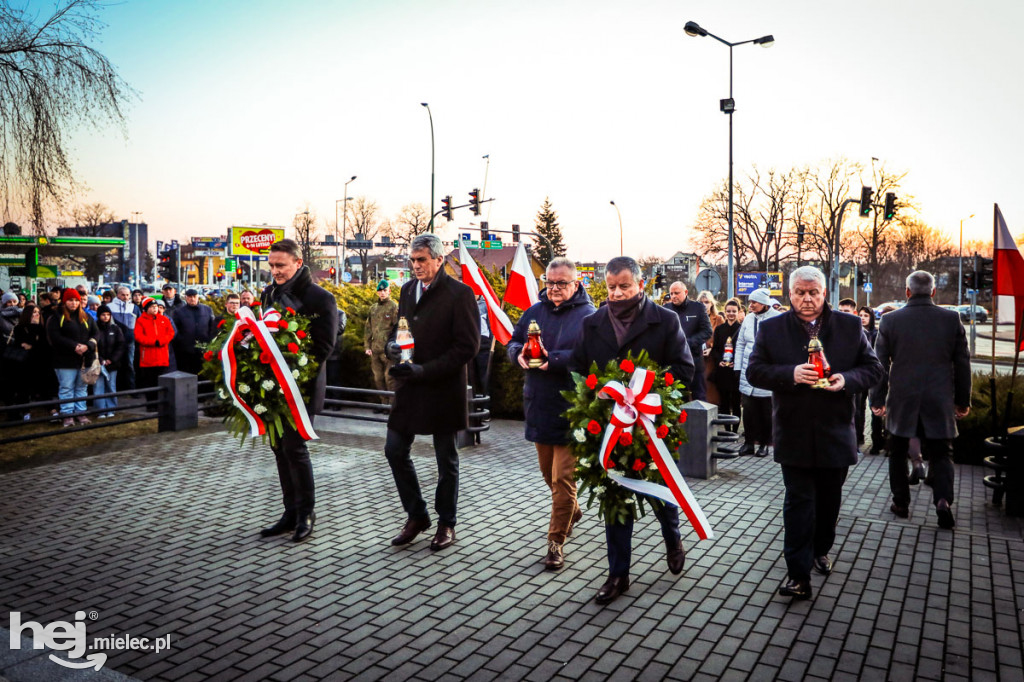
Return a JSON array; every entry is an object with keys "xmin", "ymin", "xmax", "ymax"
[{"xmin": 992, "ymin": 204, "xmax": 1000, "ymax": 437}]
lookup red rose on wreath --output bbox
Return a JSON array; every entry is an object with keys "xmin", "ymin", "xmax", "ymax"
[
  {"xmin": 218, "ymin": 319, "xmax": 226, "ymax": 328},
  {"xmin": 632, "ymin": 459, "xmax": 646, "ymax": 472},
  {"xmin": 665, "ymin": 372, "xmax": 674, "ymax": 386},
  {"xmin": 585, "ymin": 374, "xmax": 598, "ymax": 390},
  {"xmin": 678, "ymin": 410, "xmax": 688, "ymax": 424},
  {"xmin": 296, "ymin": 330, "xmax": 307, "ymax": 339},
  {"xmin": 285, "ymin": 306, "xmax": 296, "ymax": 315},
  {"xmin": 618, "ymin": 432, "xmax": 633, "ymax": 446},
  {"xmin": 587, "ymin": 420, "xmax": 601, "ymax": 435},
  {"xmin": 287, "ymin": 342, "xmax": 300, "ymax": 354},
  {"xmin": 656, "ymin": 424, "xmax": 669, "ymax": 439},
  {"xmin": 278, "ymin": 319, "xmax": 290, "ymax": 329},
  {"xmin": 620, "ymin": 359, "xmax": 635, "ymax": 373},
  {"xmin": 203, "ymin": 350, "xmax": 214, "ymax": 361},
  {"xmin": 260, "ymin": 351, "xmax": 272, "ymax": 363},
  {"xmin": 251, "ymin": 302, "xmax": 260, "ymax": 308}
]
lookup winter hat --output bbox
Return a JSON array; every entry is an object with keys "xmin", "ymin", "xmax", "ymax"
[
  {"xmin": 97, "ymin": 304, "xmax": 112, "ymax": 316},
  {"xmin": 748, "ymin": 288, "xmax": 773, "ymax": 306},
  {"xmin": 141, "ymin": 297, "xmax": 157, "ymax": 311},
  {"xmin": 1, "ymin": 292, "xmax": 17, "ymax": 306},
  {"xmin": 377, "ymin": 279, "xmax": 389, "ymax": 292},
  {"xmin": 62, "ymin": 289, "xmax": 81, "ymax": 303},
  {"xmin": 87, "ymin": 295, "xmax": 101, "ymax": 306}
]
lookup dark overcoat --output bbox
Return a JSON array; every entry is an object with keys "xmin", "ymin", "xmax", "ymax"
[
  {"xmin": 507, "ymin": 285, "xmax": 595, "ymax": 444},
  {"xmin": 869, "ymin": 295, "xmax": 971, "ymax": 439},
  {"xmin": 170, "ymin": 303, "xmax": 216, "ymax": 357},
  {"xmin": 665, "ymin": 299, "xmax": 712, "ymax": 357},
  {"xmin": 571, "ymin": 296, "xmax": 695, "ymax": 387},
  {"xmin": 746, "ymin": 304, "xmax": 883, "ymax": 468},
  {"xmin": 388, "ymin": 269, "xmax": 480, "ymax": 435},
  {"xmin": 262, "ymin": 266, "xmax": 338, "ymax": 414}
]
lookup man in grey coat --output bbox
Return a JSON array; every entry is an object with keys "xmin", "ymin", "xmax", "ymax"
[{"xmin": 870, "ymin": 270, "xmax": 971, "ymax": 529}]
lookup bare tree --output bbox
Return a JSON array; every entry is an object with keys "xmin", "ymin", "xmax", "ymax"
[
  {"xmin": 386, "ymin": 203, "xmax": 430, "ymax": 248},
  {"xmin": 291, "ymin": 204, "xmax": 320, "ymax": 267},
  {"xmin": 65, "ymin": 201, "xmax": 114, "ymax": 280},
  {"xmin": 0, "ymin": 0, "xmax": 135, "ymax": 232},
  {"xmin": 346, "ymin": 196, "xmax": 382, "ymax": 279}
]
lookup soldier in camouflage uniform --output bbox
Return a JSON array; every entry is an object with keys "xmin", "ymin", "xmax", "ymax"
[{"xmin": 365, "ymin": 280, "xmax": 398, "ymax": 409}]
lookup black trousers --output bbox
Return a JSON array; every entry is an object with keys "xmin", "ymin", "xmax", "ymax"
[
  {"xmin": 469, "ymin": 347, "xmax": 491, "ymax": 396},
  {"xmin": 742, "ymin": 394, "xmax": 773, "ymax": 444},
  {"xmin": 855, "ymin": 392, "xmax": 884, "ymax": 446},
  {"xmin": 715, "ymin": 372, "xmax": 741, "ymax": 432},
  {"xmin": 689, "ymin": 345, "xmax": 707, "ymax": 401},
  {"xmin": 605, "ymin": 504, "xmax": 680, "ymax": 577},
  {"xmin": 136, "ymin": 365, "xmax": 168, "ymax": 412},
  {"xmin": 889, "ymin": 436, "xmax": 954, "ymax": 507},
  {"xmin": 384, "ymin": 429, "xmax": 460, "ymax": 527},
  {"xmin": 270, "ymin": 417, "xmax": 316, "ymax": 516},
  {"xmin": 781, "ymin": 465, "xmax": 848, "ymax": 582}
]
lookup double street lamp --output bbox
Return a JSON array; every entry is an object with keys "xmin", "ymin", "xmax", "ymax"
[
  {"xmin": 609, "ymin": 200, "xmax": 623, "ymax": 256},
  {"xmin": 684, "ymin": 20, "xmax": 774, "ymax": 300},
  {"xmin": 338, "ymin": 175, "xmax": 357, "ymax": 284},
  {"xmin": 421, "ymin": 103, "xmax": 435, "ymax": 231}
]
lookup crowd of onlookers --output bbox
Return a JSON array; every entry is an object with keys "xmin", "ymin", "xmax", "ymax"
[{"xmin": 0, "ymin": 282, "xmax": 244, "ymax": 427}]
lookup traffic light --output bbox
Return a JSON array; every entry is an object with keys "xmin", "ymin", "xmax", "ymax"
[
  {"xmin": 884, "ymin": 192, "xmax": 896, "ymax": 220},
  {"xmin": 329, "ymin": 266, "xmax": 336, "ymax": 278},
  {"xmin": 765, "ymin": 225, "xmax": 775, "ymax": 244},
  {"xmin": 797, "ymin": 225, "xmax": 805, "ymax": 244},
  {"xmin": 859, "ymin": 186, "xmax": 873, "ymax": 217},
  {"xmin": 158, "ymin": 249, "xmax": 176, "ymax": 282},
  {"xmin": 469, "ymin": 188, "xmax": 481, "ymax": 216},
  {"xmin": 654, "ymin": 273, "xmax": 665, "ymax": 289},
  {"xmin": 976, "ymin": 257, "xmax": 994, "ymax": 290},
  {"xmin": 857, "ymin": 271, "xmax": 866, "ymax": 287},
  {"xmin": 441, "ymin": 195, "xmax": 453, "ymax": 221},
  {"xmin": 962, "ymin": 270, "xmax": 977, "ymax": 292},
  {"xmin": 512, "ymin": 224, "xmax": 520, "ymax": 243}
]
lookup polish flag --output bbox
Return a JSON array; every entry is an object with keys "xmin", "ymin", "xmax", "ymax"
[
  {"xmin": 458, "ymin": 242, "xmax": 514, "ymax": 345},
  {"xmin": 503, "ymin": 242, "xmax": 540, "ymax": 311},
  {"xmin": 994, "ymin": 204, "xmax": 1024, "ymax": 350}
]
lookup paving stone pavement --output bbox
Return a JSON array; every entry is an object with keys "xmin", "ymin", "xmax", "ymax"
[{"xmin": 1, "ymin": 416, "xmax": 1023, "ymax": 682}]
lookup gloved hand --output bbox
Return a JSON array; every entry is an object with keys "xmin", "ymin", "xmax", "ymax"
[
  {"xmin": 385, "ymin": 341, "xmax": 402, "ymax": 362},
  {"xmin": 389, "ymin": 363, "xmax": 424, "ymax": 380}
]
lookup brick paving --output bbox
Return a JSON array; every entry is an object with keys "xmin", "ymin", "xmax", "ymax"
[{"xmin": 1, "ymin": 416, "xmax": 1022, "ymax": 681}]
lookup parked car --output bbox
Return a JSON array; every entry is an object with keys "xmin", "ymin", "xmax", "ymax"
[
  {"xmin": 874, "ymin": 301, "xmax": 905, "ymax": 318},
  {"xmin": 956, "ymin": 304, "xmax": 988, "ymax": 323}
]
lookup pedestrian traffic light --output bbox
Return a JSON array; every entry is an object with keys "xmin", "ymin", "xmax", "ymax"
[
  {"xmin": 859, "ymin": 186, "xmax": 873, "ymax": 217},
  {"xmin": 884, "ymin": 192, "xmax": 897, "ymax": 220},
  {"xmin": 441, "ymin": 195, "xmax": 453, "ymax": 222},
  {"xmin": 512, "ymin": 224, "xmax": 520, "ymax": 243},
  {"xmin": 469, "ymin": 189, "xmax": 481, "ymax": 216},
  {"xmin": 976, "ymin": 257, "xmax": 994, "ymax": 290}
]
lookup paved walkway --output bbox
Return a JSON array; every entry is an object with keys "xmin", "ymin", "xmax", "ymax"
[{"xmin": 1, "ymin": 417, "xmax": 1022, "ymax": 681}]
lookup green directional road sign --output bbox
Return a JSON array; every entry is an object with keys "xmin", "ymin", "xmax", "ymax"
[{"xmin": 481, "ymin": 240, "xmax": 503, "ymax": 249}]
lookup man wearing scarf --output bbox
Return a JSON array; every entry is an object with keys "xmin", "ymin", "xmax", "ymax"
[
  {"xmin": 258, "ymin": 239, "xmax": 338, "ymax": 543},
  {"xmin": 571, "ymin": 256, "xmax": 695, "ymax": 605}
]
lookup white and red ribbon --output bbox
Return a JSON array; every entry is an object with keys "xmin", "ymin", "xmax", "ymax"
[
  {"xmin": 219, "ymin": 306, "xmax": 318, "ymax": 441},
  {"xmin": 597, "ymin": 368, "xmax": 714, "ymax": 540}
]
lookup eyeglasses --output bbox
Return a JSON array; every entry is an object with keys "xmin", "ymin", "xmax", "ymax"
[{"xmin": 546, "ymin": 280, "xmax": 575, "ymax": 290}]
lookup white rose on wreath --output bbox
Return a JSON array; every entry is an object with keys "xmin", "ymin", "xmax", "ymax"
[
  {"xmin": 292, "ymin": 369, "xmax": 300, "ymax": 379},
  {"xmin": 573, "ymin": 428, "xmax": 587, "ymax": 443},
  {"xmin": 261, "ymin": 379, "xmax": 276, "ymax": 391},
  {"xmin": 238, "ymin": 383, "xmax": 250, "ymax": 394},
  {"xmin": 254, "ymin": 404, "xmax": 268, "ymax": 414},
  {"xmin": 297, "ymin": 355, "xmax": 308, "ymax": 367}
]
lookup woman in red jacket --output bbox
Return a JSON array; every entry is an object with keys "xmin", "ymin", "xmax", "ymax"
[{"xmin": 134, "ymin": 297, "xmax": 176, "ymax": 412}]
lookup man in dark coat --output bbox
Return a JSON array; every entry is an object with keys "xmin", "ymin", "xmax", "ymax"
[
  {"xmin": 170, "ymin": 288, "xmax": 216, "ymax": 374},
  {"xmin": 383, "ymin": 233, "xmax": 480, "ymax": 551},
  {"xmin": 665, "ymin": 281, "xmax": 712, "ymax": 400},
  {"xmin": 747, "ymin": 266, "xmax": 883, "ymax": 600},
  {"xmin": 258, "ymin": 239, "xmax": 338, "ymax": 543},
  {"xmin": 508, "ymin": 257, "xmax": 595, "ymax": 570},
  {"xmin": 571, "ymin": 257, "xmax": 695, "ymax": 605},
  {"xmin": 870, "ymin": 270, "xmax": 971, "ymax": 528}
]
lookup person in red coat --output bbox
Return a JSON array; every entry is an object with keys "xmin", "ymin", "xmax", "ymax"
[{"xmin": 134, "ymin": 297, "xmax": 176, "ymax": 412}]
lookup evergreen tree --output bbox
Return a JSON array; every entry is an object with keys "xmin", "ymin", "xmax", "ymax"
[{"xmin": 533, "ymin": 197, "xmax": 567, "ymax": 266}]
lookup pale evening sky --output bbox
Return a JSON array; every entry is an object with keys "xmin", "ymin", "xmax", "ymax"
[{"xmin": 29, "ymin": 0, "xmax": 1024, "ymax": 261}]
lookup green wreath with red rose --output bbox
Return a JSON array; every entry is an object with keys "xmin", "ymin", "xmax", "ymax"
[
  {"xmin": 199, "ymin": 303, "xmax": 320, "ymax": 446},
  {"xmin": 562, "ymin": 350, "xmax": 689, "ymax": 525}
]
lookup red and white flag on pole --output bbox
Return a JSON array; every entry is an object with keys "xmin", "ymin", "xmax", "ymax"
[
  {"xmin": 994, "ymin": 204, "xmax": 1024, "ymax": 350},
  {"xmin": 458, "ymin": 242, "xmax": 514, "ymax": 345},
  {"xmin": 502, "ymin": 242, "xmax": 540, "ymax": 311}
]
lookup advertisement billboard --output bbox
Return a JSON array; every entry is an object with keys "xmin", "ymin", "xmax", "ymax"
[
  {"xmin": 229, "ymin": 226, "xmax": 285, "ymax": 257},
  {"xmin": 737, "ymin": 271, "xmax": 784, "ymax": 297}
]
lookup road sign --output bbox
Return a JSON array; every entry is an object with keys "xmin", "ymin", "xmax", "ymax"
[
  {"xmin": 342, "ymin": 272, "xmax": 352, "ymax": 283},
  {"xmin": 694, "ymin": 268, "xmax": 722, "ymax": 296},
  {"xmin": 346, "ymin": 239, "xmax": 374, "ymax": 249},
  {"xmin": 225, "ymin": 258, "xmax": 236, "ymax": 272},
  {"xmin": 480, "ymin": 240, "xmax": 503, "ymax": 249},
  {"xmin": 193, "ymin": 250, "xmax": 222, "ymax": 257},
  {"xmin": 863, "ymin": 282, "xmax": 873, "ymax": 293},
  {"xmin": 192, "ymin": 237, "xmax": 227, "ymax": 249},
  {"xmin": 455, "ymin": 240, "xmax": 481, "ymax": 249}
]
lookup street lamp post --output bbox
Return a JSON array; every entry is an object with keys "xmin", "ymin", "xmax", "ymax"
[
  {"xmin": 421, "ymin": 103, "xmax": 435, "ymax": 232},
  {"xmin": 610, "ymin": 201, "xmax": 623, "ymax": 256},
  {"xmin": 130, "ymin": 210, "xmax": 142, "ymax": 287},
  {"xmin": 958, "ymin": 213, "xmax": 976, "ymax": 305},
  {"xmin": 335, "ymin": 175, "xmax": 356, "ymax": 284},
  {"xmin": 339, "ymin": 175, "xmax": 357, "ymax": 284},
  {"xmin": 684, "ymin": 20, "xmax": 774, "ymax": 300}
]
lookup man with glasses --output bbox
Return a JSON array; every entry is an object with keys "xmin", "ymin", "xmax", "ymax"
[{"xmin": 382, "ymin": 234, "xmax": 480, "ymax": 551}]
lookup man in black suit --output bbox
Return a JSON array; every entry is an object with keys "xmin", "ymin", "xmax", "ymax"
[
  {"xmin": 383, "ymin": 233, "xmax": 481, "ymax": 551},
  {"xmin": 665, "ymin": 281, "xmax": 712, "ymax": 400},
  {"xmin": 747, "ymin": 266, "xmax": 883, "ymax": 600},
  {"xmin": 258, "ymin": 239, "xmax": 338, "ymax": 542},
  {"xmin": 871, "ymin": 270, "xmax": 971, "ymax": 528},
  {"xmin": 571, "ymin": 257, "xmax": 695, "ymax": 605}
]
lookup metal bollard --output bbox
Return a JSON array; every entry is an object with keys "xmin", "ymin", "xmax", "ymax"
[
  {"xmin": 677, "ymin": 400, "xmax": 719, "ymax": 479},
  {"xmin": 158, "ymin": 371, "xmax": 199, "ymax": 432}
]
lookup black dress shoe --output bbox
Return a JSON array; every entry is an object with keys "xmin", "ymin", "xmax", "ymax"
[
  {"xmin": 260, "ymin": 512, "xmax": 296, "ymax": 537},
  {"xmin": 890, "ymin": 502, "xmax": 909, "ymax": 518},
  {"xmin": 778, "ymin": 578, "xmax": 812, "ymax": 600},
  {"xmin": 430, "ymin": 525, "xmax": 456, "ymax": 551},
  {"xmin": 667, "ymin": 542, "xmax": 686, "ymax": 575},
  {"xmin": 292, "ymin": 511, "xmax": 316, "ymax": 542},
  {"xmin": 813, "ymin": 555, "xmax": 833, "ymax": 576},
  {"xmin": 391, "ymin": 517, "xmax": 431, "ymax": 546},
  {"xmin": 739, "ymin": 443, "xmax": 756, "ymax": 456},
  {"xmin": 755, "ymin": 445, "xmax": 769, "ymax": 458},
  {"xmin": 595, "ymin": 576, "xmax": 630, "ymax": 604},
  {"xmin": 936, "ymin": 499, "xmax": 955, "ymax": 529}
]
